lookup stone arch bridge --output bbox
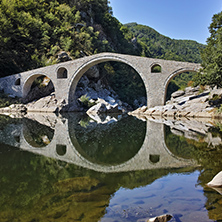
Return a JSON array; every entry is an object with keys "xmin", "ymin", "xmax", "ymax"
[{"xmin": 0, "ymin": 52, "xmax": 201, "ymax": 108}]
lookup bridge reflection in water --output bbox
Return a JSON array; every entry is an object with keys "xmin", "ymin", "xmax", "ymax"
[{"xmin": 0, "ymin": 113, "xmax": 196, "ymax": 172}]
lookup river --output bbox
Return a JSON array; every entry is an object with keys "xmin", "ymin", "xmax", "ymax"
[{"xmin": 0, "ymin": 113, "xmax": 221, "ymax": 222}]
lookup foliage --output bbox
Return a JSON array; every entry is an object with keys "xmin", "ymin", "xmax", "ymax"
[
  {"xmin": 216, "ymin": 104, "xmax": 222, "ymax": 113},
  {"xmin": 72, "ymin": 115, "xmax": 146, "ymax": 165},
  {"xmin": 0, "ymin": 116, "xmax": 195, "ymax": 221},
  {"xmin": 165, "ymin": 120, "xmax": 222, "ymax": 221},
  {"xmin": 23, "ymin": 118, "xmax": 54, "ymax": 147},
  {"xmin": 2, "ymin": 115, "xmax": 222, "ymax": 220},
  {"xmin": 0, "ymin": 0, "xmax": 149, "ymax": 77},
  {"xmin": 79, "ymin": 119, "xmax": 90, "ymax": 128},
  {"xmin": 151, "ymin": 64, "xmax": 161, "ymax": 73},
  {"xmin": 79, "ymin": 94, "xmax": 95, "ymax": 108},
  {"xmin": 194, "ymin": 11, "xmax": 222, "ymax": 87},
  {"xmin": 0, "ymin": 92, "xmax": 21, "ymax": 107},
  {"xmin": 125, "ymin": 23, "xmax": 205, "ymax": 96},
  {"xmin": 0, "ymin": 0, "xmax": 210, "ymax": 105},
  {"xmin": 165, "ymin": 126, "xmax": 196, "ymax": 159},
  {"xmin": 166, "ymin": 81, "xmax": 180, "ymax": 101},
  {"xmin": 100, "ymin": 62, "xmax": 146, "ymax": 106},
  {"xmin": 165, "ymin": 72, "xmax": 196, "ymax": 101}
]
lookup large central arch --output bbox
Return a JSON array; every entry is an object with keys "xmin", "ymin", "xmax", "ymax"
[{"xmin": 68, "ymin": 54, "xmax": 148, "ymax": 104}]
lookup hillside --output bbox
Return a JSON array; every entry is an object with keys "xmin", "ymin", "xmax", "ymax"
[{"xmin": 125, "ymin": 22, "xmax": 205, "ymax": 63}]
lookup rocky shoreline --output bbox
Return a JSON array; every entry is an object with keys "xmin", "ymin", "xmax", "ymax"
[
  {"xmin": 129, "ymin": 86, "xmax": 222, "ymax": 119},
  {"xmin": 0, "ymin": 65, "xmax": 134, "ymax": 116},
  {"xmin": 1, "ymin": 80, "xmax": 222, "ymax": 120}
]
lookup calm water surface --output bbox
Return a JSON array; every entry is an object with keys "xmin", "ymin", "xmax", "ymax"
[{"xmin": 0, "ymin": 113, "xmax": 222, "ymax": 222}]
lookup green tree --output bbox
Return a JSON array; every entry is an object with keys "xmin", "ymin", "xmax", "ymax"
[
  {"xmin": 194, "ymin": 11, "xmax": 222, "ymax": 87},
  {"xmin": 0, "ymin": 0, "xmax": 147, "ymax": 77}
]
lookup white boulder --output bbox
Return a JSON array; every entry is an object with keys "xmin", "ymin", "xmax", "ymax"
[
  {"xmin": 207, "ymin": 171, "xmax": 222, "ymax": 187},
  {"xmin": 148, "ymin": 214, "xmax": 172, "ymax": 222}
]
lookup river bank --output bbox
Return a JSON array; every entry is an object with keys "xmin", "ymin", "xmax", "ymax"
[
  {"xmin": 129, "ymin": 86, "xmax": 222, "ymax": 119},
  {"xmin": 1, "ymin": 84, "xmax": 222, "ymax": 121},
  {"xmin": 0, "ymin": 67, "xmax": 134, "ymax": 115}
]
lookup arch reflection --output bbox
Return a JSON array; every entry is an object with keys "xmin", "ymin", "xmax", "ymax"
[
  {"xmin": 149, "ymin": 154, "xmax": 160, "ymax": 164},
  {"xmin": 56, "ymin": 144, "xmax": 67, "ymax": 156},
  {"xmin": 164, "ymin": 125, "xmax": 195, "ymax": 159},
  {"xmin": 23, "ymin": 118, "xmax": 54, "ymax": 148},
  {"xmin": 68, "ymin": 115, "xmax": 146, "ymax": 166},
  {"xmin": 162, "ymin": 118, "xmax": 219, "ymax": 160}
]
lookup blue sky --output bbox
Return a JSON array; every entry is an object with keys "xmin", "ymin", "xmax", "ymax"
[{"xmin": 109, "ymin": 0, "xmax": 222, "ymax": 44}]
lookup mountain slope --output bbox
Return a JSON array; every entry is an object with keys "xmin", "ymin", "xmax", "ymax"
[{"xmin": 125, "ymin": 22, "xmax": 205, "ymax": 63}]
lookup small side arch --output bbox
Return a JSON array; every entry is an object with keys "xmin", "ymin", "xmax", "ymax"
[
  {"xmin": 151, "ymin": 63, "xmax": 162, "ymax": 73},
  {"xmin": 163, "ymin": 67, "xmax": 200, "ymax": 104},
  {"xmin": 15, "ymin": 78, "xmax": 21, "ymax": 86},
  {"xmin": 57, "ymin": 67, "xmax": 68, "ymax": 79}
]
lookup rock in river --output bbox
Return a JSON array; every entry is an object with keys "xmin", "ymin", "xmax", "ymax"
[
  {"xmin": 207, "ymin": 171, "xmax": 222, "ymax": 187},
  {"xmin": 147, "ymin": 214, "xmax": 173, "ymax": 222}
]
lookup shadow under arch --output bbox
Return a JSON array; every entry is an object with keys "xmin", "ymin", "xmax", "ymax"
[
  {"xmin": 68, "ymin": 54, "xmax": 148, "ymax": 104},
  {"xmin": 163, "ymin": 67, "xmax": 199, "ymax": 104},
  {"xmin": 68, "ymin": 115, "xmax": 146, "ymax": 167},
  {"xmin": 22, "ymin": 73, "xmax": 55, "ymax": 100}
]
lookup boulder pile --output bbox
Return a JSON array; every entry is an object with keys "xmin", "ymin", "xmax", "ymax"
[{"xmin": 86, "ymin": 97, "xmax": 125, "ymax": 115}]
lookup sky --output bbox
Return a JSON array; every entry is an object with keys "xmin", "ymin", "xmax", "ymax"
[{"xmin": 109, "ymin": 0, "xmax": 222, "ymax": 44}]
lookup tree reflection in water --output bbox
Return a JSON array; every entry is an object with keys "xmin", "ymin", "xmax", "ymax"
[
  {"xmin": 164, "ymin": 121, "xmax": 222, "ymax": 221},
  {"xmin": 0, "ymin": 115, "xmax": 222, "ymax": 221}
]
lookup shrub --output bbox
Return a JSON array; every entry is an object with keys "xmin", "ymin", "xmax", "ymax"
[{"xmin": 79, "ymin": 94, "xmax": 96, "ymax": 108}]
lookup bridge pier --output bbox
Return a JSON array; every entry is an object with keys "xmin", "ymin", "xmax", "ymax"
[
  {"xmin": 55, "ymin": 79, "xmax": 69, "ymax": 102},
  {"xmin": 147, "ymin": 74, "xmax": 166, "ymax": 108}
]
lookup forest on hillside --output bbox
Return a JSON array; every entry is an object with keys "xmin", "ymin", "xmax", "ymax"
[
  {"xmin": 0, "ymin": 0, "xmax": 148, "ymax": 77},
  {"xmin": 0, "ymin": 0, "xmax": 204, "ymax": 76},
  {"xmin": 125, "ymin": 22, "xmax": 205, "ymax": 63},
  {"xmin": 125, "ymin": 22, "xmax": 205, "ymax": 96}
]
